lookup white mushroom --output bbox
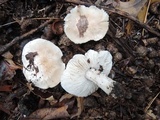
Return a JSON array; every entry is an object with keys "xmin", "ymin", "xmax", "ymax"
[
  {"xmin": 64, "ymin": 5, "xmax": 109, "ymax": 44},
  {"xmin": 85, "ymin": 68, "xmax": 115, "ymax": 95},
  {"xmin": 22, "ymin": 38, "xmax": 65, "ymax": 89},
  {"xmin": 61, "ymin": 50, "xmax": 115, "ymax": 97}
]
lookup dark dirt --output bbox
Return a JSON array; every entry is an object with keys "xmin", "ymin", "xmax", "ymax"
[{"xmin": 0, "ymin": 0, "xmax": 160, "ymax": 120}]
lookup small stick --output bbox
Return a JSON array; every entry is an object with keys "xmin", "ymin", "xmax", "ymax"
[
  {"xmin": 144, "ymin": 92, "xmax": 160, "ymax": 113},
  {"xmin": 0, "ymin": 21, "xmax": 17, "ymax": 28},
  {"xmin": 106, "ymin": 8, "xmax": 160, "ymax": 37},
  {"xmin": 0, "ymin": 18, "xmax": 57, "ymax": 28},
  {"xmin": 0, "ymin": 18, "xmax": 56, "ymax": 55}
]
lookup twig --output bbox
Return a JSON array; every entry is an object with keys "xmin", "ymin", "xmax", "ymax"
[
  {"xmin": 106, "ymin": 8, "xmax": 160, "ymax": 37},
  {"xmin": 0, "ymin": 18, "xmax": 56, "ymax": 55},
  {"xmin": 64, "ymin": 0, "xmax": 91, "ymax": 6},
  {"xmin": 63, "ymin": 0, "xmax": 160, "ymax": 37},
  {"xmin": 0, "ymin": 17, "xmax": 58, "ymax": 29},
  {"xmin": 0, "ymin": 21, "xmax": 17, "ymax": 29},
  {"xmin": 144, "ymin": 91, "xmax": 160, "ymax": 113}
]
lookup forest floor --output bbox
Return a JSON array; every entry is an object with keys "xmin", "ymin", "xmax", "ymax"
[{"xmin": 0, "ymin": 0, "xmax": 160, "ymax": 120}]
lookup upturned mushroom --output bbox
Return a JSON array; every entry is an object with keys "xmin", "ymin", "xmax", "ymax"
[
  {"xmin": 61, "ymin": 50, "xmax": 116, "ymax": 97},
  {"xmin": 64, "ymin": 5, "xmax": 109, "ymax": 44},
  {"xmin": 22, "ymin": 38, "xmax": 65, "ymax": 89}
]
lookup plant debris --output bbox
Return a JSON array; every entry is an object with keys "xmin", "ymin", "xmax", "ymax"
[{"xmin": 0, "ymin": 0, "xmax": 160, "ymax": 119}]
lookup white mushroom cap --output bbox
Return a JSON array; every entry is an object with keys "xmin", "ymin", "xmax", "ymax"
[
  {"xmin": 61, "ymin": 50, "xmax": 113, "ymax": 97},
  {"xmin": 64, "ymin": 5, "xmax": 109, "ymax": 44},
  {"xmin": 22, "ymin": 38, "xmax": 65, "ymax": 89}
]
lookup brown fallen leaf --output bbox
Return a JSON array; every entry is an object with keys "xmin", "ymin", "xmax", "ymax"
[
  {"xmin": 118, "ymin": 0, "xmax": 148, "ymax": 34},
  {"xmin": 137, "ymin": 0, "xmax": 151, "ymax": 23},
  {"xmin": 126, "ymin": 0, "xmax": 159, "ymax": 34},
  {"xmin": 2, "ymin": 51, "xmax": 22, "ymax": 70},
  {"xmin": 2, "ymin": 51, "xmax": 13, "ymax": 59},
  {"xmin": 117, "ymin": 0, "xmax": 148, "ymax": 16},
  {"xmin": 0, "ymin": 85, "xmax": 13, "ymax": 92},
  {"xmin": 59, "ymin": 93, "xmax": 73, "ymax": 102},
  {"xmin": 0, "ymin": 52, "xmax": 22, "ymax": 80},
  {"xmin": 71, "ymin": 97, "xmax": 84, "ymax": 118},
  {"xmin": 46, "ymin": 96, "xmax": 58, "ymax": 105},
  {"xmin": 59, "ymin": 94, "xmax": 84, "ymax": 118},
  {"xmin": 25, "ymin": 105, "xmax": 70, "ymax": 120},
  {"xmin": 0, "ymin": 60, "xmax": 16, "ymax": 81}
]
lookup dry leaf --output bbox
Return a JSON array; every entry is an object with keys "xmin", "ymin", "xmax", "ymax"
[
  {"xmin": 59, "ymin": 93, "xmax": 73, "ymax": 102},
  {"xmin": 2, "ymin": 51, "xmax": 22, "ymax": 70},
  {"xmin": 0, "ymin": 85, "xmax": 12, "ymax": 92},
  {"xmin": 2, "ymin": 51, "xmax": 13, "ymax": 59},
  {"xmin": 126, "ymin": 0, "xmax": 149, "ymax": 34},
  {"xmin": 59, "ymin": 95, "xmax": 84, "ymax": 118},
  {"xmin": 117, "ymin": 0, "xmax": 148, "ymax": 16},
  {"xmin": 26, "ymin": 105, "xmax": 70, "ymax": 120},
  {"xmin": 145, "ymin": 109, "xmax": 157, "ymax": 119},
  {"xmin": 0, "ymin": 60, "xmax": 17, "ymax": 81},
  {"xmin": 46, "ymin": 96, "xmax": 57, "ymax": 105},
  {"xmin": 126, "ymin": 20, "xmax": 134, "ymax": 35},
  {"xmin": 137, "ymin": 0, "xmax": 150, "ymax": 23},
  {"xmin": 5, "ymin": 59, "xmax": 22, "ymax": 70},
  {"xmin": 71, "ymin": 97, "xmax": 84, "ymax": 118},
  {"xmin": 126, "ymin": 0, "xmax": 160, "ymax": 34}
]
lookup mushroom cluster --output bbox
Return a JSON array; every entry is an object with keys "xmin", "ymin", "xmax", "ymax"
[
  {"xmin": 61, "ymin": 50, "xmax": 116, "ymax": 97},
  {"xmin": 21, "ymin": 5, "xmax": 114, "ymax": 98},
  {"xmin": 22, "ymin": 38, "xmax": 65, "ymax": 89},
  {"xmin": 64, "ymin": 5, "xmax": 109, "ymax": 44}
]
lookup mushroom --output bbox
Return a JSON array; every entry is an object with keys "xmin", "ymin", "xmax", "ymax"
[
  {"xmin": 61, "ymin": 50, "xmax": 116, "ymax": 97},
  {"xmin": 64, "ymin": 5, "xmax": 109, "ymax": 44},
  {"xmin": 85, "ymin": 68, "xmax": 115, "ymax": 95},
  {"xmin": 22, "ymin": 38, "xmax": 65, "ymax": 89}
]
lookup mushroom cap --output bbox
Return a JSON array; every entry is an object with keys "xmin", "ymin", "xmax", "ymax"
[
  {"xmin": 22, "ymin": 38, "xmax": 65, "ymax": 89},
  {"xmin": 61, "ymin": 50, "xmax": 112, "ymax": 97},
  {"xmin": 64, "ymin": 5, "xmax": 109, "ymax": 44}
]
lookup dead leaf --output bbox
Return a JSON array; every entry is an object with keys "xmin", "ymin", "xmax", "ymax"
[
  {"xmin": 26, "ymin": 105, "xmax": 70, "ymax": 120},
  {"xmin": 2, "ymin": 51, "xmax": 13, "ymax": 59},
  {"xmin": 92, "ymin": 92, "xmax": 101, "ymax": 97},
  {"xmin": 126, "ymin": 20, "xmax": 134, "ymax": 35},
  {"xmin": 5, "ymin": 59, "xmax": 22, "ymax": 70},
  {"xmin": 31, "ymin": 86, "xmax": 54, "ymax": 100},
  {"xmin": 126, "ymin": 0, "xmax": 150, "ymax": 34},
  {"xmin": 59, "ymin": 93, "xmax": 73, "ymax": 102},
  {"xmin": 117, "ymin": 0, "xmax": 148, "ymax": 16},
  {"xmin": 137, "ymin": 0, "xmax": 150, "ymax": 23},
  {"xmin": 125, "ymin": 0, "xmax": 160, "ymax": 35},
  {"xmin": 46, "ymin": 96, "xmax": 58, "ymax": 105},
  {"xmin": 58, "ymin": 94, "xmax": 84, "ymax": 118},
  {"xmin": 0, "ymin": 60, "xmax": 17, "ymax": 81},
  {"xmin": 71, "ymin": 97, "xmax": 84, "ymax": 118},
  {"xmin": 0, "ymin": 85, "xmax": 12, "ymax": 92},
  {"xmin": 145, "ymin": 109, "xmax": 157, "ymax": 119},
  {"xmin": 1, "ymin": 52, "xmax": 22, "ymax": 70}
]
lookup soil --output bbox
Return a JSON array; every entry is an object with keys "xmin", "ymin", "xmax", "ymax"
[{"xmin": 0, "ymin": 0, "xmax": 160, "ymax": 120}]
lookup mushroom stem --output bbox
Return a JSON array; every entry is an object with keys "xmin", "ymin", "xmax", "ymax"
[{"xmin": 85, "ymin": 68, "xmax": 116, "ymax": 95}]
